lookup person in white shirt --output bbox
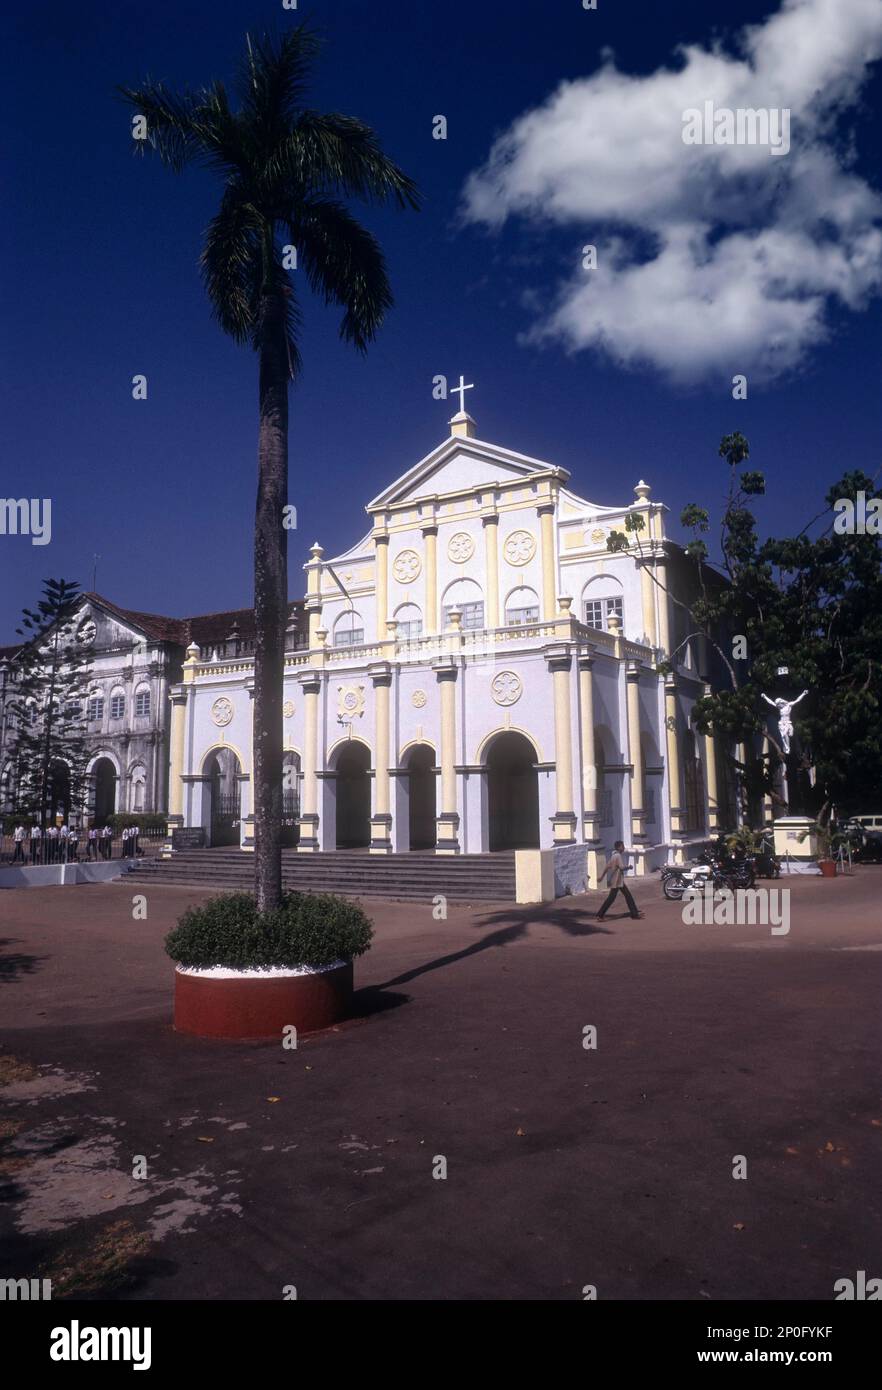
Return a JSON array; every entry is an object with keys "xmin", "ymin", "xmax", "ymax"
[
  {"xmin": 102, "ymin": 824, "xmax": 113, "ymax": 859},
  {"xmin": 30, "ymin": 823, "xmax": 42, "ymax": 864},
  {"xmin": 87, "ymin": 826, "xmax": 98, "ymax": 861},
  {"xmin": 596, "ymin": 841, "xmax": 643, "ymax": 921},
  {"xmin": 47, "ymin": 825, "xmax": 59, "ymax": 864},
  {"xmin": 60, "ymin": 823, "xmax": 70, "ymax": 862},
  {"xmin": 12, "ymin": 823, "xmax": 26, "ymax": 863}
]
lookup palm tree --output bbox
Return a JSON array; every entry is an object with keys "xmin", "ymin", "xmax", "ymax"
[{"xmin": 120, "ymin": 28, "xmax": 418, "ymax": 911}]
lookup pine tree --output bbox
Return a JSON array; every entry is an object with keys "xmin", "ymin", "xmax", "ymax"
[{"xmin": 7, "ymin": 580, "xmax": 93, "ymax": 827}]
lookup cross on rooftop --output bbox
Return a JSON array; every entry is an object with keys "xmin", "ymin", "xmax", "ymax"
[{"xmin": 450, "ymin": 374, "xmax": 474, "ymax": 414}]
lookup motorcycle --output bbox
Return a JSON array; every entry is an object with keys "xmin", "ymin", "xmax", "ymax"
[{"xmin": 658, "ymin": 861, "xmax": 736, "ymax": 901}]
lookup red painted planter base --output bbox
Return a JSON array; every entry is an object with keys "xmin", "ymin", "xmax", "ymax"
[
  {"xmin": 174, "ymin": 962, "xmax": 354, "ymax": 1039},
  {"xmin": 818, "ymin": 860, "xmax": 837, "ymax": 878}
]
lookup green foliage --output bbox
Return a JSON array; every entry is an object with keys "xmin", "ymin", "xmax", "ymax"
[
  {"xmin": 606, "ymin": 529, "xmax": 631, "ymax": 553},
  {"xmin": 3, "ymin": 813, "xmax": 34, "ymax": 834},
  {"xmin": 165, "ymin": 891, "xmax": 374, "ymax": 969},
  {"xmin": 5, "ymin": 580, "xmax": 92, "ymax": 826}
]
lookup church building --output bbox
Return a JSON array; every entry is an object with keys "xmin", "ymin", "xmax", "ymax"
[{"xmin": 169, "ymin": 398, "xmax": 733, "ymax": 888}]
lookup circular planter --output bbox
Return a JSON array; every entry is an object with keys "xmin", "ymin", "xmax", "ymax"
[
  {"xmin": 174, "ymin": 960, "xmax": 353, "ymax": 1039},
  {"xmin": 817, "ymin": 859, "xmax": 837, "ymax": 878}
]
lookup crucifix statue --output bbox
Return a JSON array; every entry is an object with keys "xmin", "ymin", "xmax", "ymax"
[
  {"xmin": 450, "ymin": 374, "xmax": 474, "ymax": 414},
  {"xmin": 761, "ymin": 689, "xmax": 808, "ymax": 755}
]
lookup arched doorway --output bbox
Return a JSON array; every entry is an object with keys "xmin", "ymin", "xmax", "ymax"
[
  {"xmin": 406, "ymin": 745, "xmax": 436, "ymax": 849},
  {"xmin": 47, "ymin": 760, "xmax": 72, "ymax": 824},
  {"xmin": 335, "ymin": 743, "xmax": 371, "ymax": 848},
  {"xmin": 205, "ymin": 748, "xmax": 242, "ymax": 847},
  {"xmin": 92, "ymin": 758, "xmax": 116, "ymax": 826},
  {"xmin": 486, "ymin": 732, "xmax": 540, "ymax": 850},
  {"xmin": 282, "ymin": 751, "xmax": 301, "ymax": 848}
]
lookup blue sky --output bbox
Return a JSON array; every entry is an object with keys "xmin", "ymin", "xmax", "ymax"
[{"xmin": 3, "ymin": 0, "xmax": 881, "ymax": 642}]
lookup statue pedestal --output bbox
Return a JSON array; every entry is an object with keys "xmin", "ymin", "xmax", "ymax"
[{"xmin": 773, "ymin": 816, "xmax": 816, "ymax": 859}]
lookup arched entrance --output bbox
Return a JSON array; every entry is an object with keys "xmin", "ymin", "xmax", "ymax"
[
  {"xmin": 335, "ymin": 743, "xmax": 371, "ymax": 848},
  {"xmin": 205, "ymin": 748, "xmax": 242, "ymax": 847},
  {"xmin": 47, "ymin": 760, "xmax": 72, "ymax": 824},
  {"xmin": 486, "ymin": 732, "xmax": 540, "ymax": 851},
  {"xmin": 406, "ymin": 745, "xmax": 436, "ymax": 849},
  {"xmin": 92, "ymin": 758, "xmax": 116, "ymax": 826},
  {"xmin": 282, "ymin": 751, "xmax": 301, "ymax": 848}
]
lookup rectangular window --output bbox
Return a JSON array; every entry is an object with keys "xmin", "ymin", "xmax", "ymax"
[
  {"xmin": 599, "ymin": 788, "xmax": 614, "ymax": 828},
  {"xmin": 110, "ymin": 695, "xmax": 125, "ymax": 720},
  {"xmin": 585, "ymin": 600, "xmax": 604, "ymax": 630},
  {"xmin": 444, "ymin": 602, "xmax": 484, "ymax": 630},
  {"xmin": 507, "ymin": 606, "xmax": 539, "ymax": 627},
  {"xmin": 135, "ymin": 691, "xmax": 150, "ymax": 717},
  {"xmin": 335, "ymin": 628, "xmax": 364, "ymax": 648},
  {"xmin": 584, "ymin": 598, "xmax": 624, "ymax": 632},
  {"xmin": 396, "ymin": 620, "xmax": 423, "ymax": 639},
  {"xmin": 87, "ymin": 697, "xmax": 103, "ymax": 722}
]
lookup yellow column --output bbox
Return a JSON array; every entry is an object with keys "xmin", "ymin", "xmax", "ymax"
[
  {"xmin": 538, "ymin": 502, "xmax": 556, "ymax": 621},
  {"xmin": 483, "ymin": 514, "xmax": 500, "ymax": 628},
  {"xmin": 370, "ymin": 666, "xmax": 392, "ymax": 853},
  {"xmin": 665, "ymin": 677, "xmax": 683, "ymax": 842},
  {"xmin": 656, "ymin": 556, "xmax": 671, "ymax": 658},
  {"xmin": 374, "ymin": 532, "xmax": 389, "ymax": 640},
  {"xmin": 166, "ymin": 642, "xmax": 198, "ymax": 834},
  {"xmin": 549, "ymin": 648, "xmax": 576, "ymax": 843},
  {"xmin": 434, "ymin": 658, "xmax": 460, "ymax": 853},
  {"xmin": 306, "ymin": 541, "xmax": 324, "ymax": 647},
  {"xmin": 166, "ymin": 691, "xmax": 187, "ymax": 823},
  {"xmin": 298, "ymin": 674, "xmax": 321, "ymax": 852},
  {"xmin": 640, "ymin": 562, "xmax": 658, "ymax": 649},
  {"xmin": 578, "ymin": 654, "xmax": 598, "ymax": 839},
  {"xmin": 703, "ymin": 686, "xmax": 720, "ymax": 831},
  {"xmin": 422, "ymin": 524, "xmax": 438, "ymax": 635},
  {"xmin": 626, "ymin": 666, "xmax": 645, "ymax": 843}
]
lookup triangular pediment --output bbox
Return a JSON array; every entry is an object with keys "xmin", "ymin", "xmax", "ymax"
[{"xmin": 367, "ymin": 435, "xmax": 569, "ymax": 512}]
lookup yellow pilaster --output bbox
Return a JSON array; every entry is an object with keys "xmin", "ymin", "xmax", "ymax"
[
  {"xmin": 538, "ymin": 502, "xmax": 556, "ymax": 621},
  {"xmin": 640, "ymin": 563, "xmax": 658, "ymax": 649},
  {"xmin": 422, "ymin": 524, "xmax": 438, "ymax": 635},
  {"xmin": 656, "ymin": 555, "xmax": 671, "ymax": 658},
  {"xmin": 434, "ymin": 659, "xmax": 460, "ymax": 853},
  {"xmin": 578, "ymin": 654, "xmax": 599, "ymax": 839},
  {"xmin": 626, "ymin": 666, "xmax": 646, "ymax": 841},
  {"xmin": 483, "ymin": 514, "xmax": 500, "ymax": 628},
  {"xmin": 369, "ymin": 665, "xmax": 393, "ymax": 853},
  {"xmin": 703, "ymin": 687, "xmax": 720, "ymax": 831},
  {"xmin": 298, "ymin": 673, "xmax": 321, "ymax": 851},
  {"xmin": 167, "ymin": 691, "xmax": 187, "ymax": 821},
  {"xmin": 374, "ymin": 532, "xmax": 389, "ymax": 640},
  {"xmin": 665, "ymin": 677, "xmax": 684, "ymax": 836},
  {"xmin": 546, "ymin": 646, "xmax": 576, "ymax": 844}
]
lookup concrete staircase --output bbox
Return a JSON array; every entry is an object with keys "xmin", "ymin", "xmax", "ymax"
[{"xmin": 127, "ymin": 848, "xmax": 517, "ymax": 904}]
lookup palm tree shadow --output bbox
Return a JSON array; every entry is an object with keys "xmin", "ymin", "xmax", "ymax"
[
  {"xmin": 0, "ymin": 938, "xmax": 46, "ymax": 983},
  {"xmin": 367, "ymin": 903, "xmax": 615, "ymax": 996}
]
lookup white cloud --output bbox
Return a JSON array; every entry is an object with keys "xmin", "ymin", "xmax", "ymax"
[{"xmin": 461, "ymin": 0, "xmax": 882, "ymax": 383}]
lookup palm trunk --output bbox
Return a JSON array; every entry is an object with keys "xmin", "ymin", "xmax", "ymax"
[{"xmin": 253, "ymin": 287, "xmax": 289, "ymax": 913}]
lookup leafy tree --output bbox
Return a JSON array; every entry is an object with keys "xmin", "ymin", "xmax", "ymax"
[
  {"xmin": 608, "ymin": 436, "xmax": 882, "ymax": 824},
  {"xmin": 120, "ymin": 28, "xmax": 419, "ymax": 909},
  {"xmin": 6, "ymin": 579, "xmax": 92, "ymax": 827}
]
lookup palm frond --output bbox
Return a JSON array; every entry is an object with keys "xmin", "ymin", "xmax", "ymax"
[
  {"xmin": 200, "ymin": 188, "xmax": 263, "ymax": 343},
  {"xmin": 117, "ymin": 81, "xmax": 206, "ymax": 172},
  {"xmin": 270, "ymin": 112, "xmax": 421, "ymax": 209},
  {"xmin": 290, "ymin": 198, "xmax": 393, "ymax": 352},
  {"xmin": 235, "ymin": 27, "xmax": 321, "ymax": 139}
]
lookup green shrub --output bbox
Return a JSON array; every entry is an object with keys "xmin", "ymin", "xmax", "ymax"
[{"xmin": 165, "ymin": 891, "xmax": 374, "ymax": 970}]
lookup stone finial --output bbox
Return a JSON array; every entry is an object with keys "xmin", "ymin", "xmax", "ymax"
[
  {"xmin": 316, "ymin": 628, "xmax": 328, "ymax": 647},
  {"xmin": 185, "ymin": 642, "xmax": 200, "ymax": 662},
  {"xmin": 557, "ymin": 595, "xmax": 573, "ymax": 616},
  {"xmin": 386, "ymin": 620, "xmax": 399, "ymax": 639},
  {"xmin": 634, "ymin": 480, "xmax": 651, "ymax": 501},
  {"xmin": 607, "ymin": 613, "xmax": 622, "ymax": 637},
  {"xmin": 447, "ymin": 607, "xmax": 463, "ymax": 631}
]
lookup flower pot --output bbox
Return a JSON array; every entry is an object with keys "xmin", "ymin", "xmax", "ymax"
[
  {"xmin": 173, "ymin": 960, "xmax": 353, "ymax": 1039},
  {"xmin": 817, "ymin": 859, "xmax": 837, "ymax": 878}
]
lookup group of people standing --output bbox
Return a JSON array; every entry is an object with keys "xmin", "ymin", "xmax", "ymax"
[{"xmin": 8, "ymin": 823, "xmax": 141, "ymax": 864}]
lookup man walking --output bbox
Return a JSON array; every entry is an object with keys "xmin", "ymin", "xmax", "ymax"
[
  {"xmin": 87, "ymin": 825, "xmax": 97, "ymax": 861},
  {"xmin": 30, "ymin": 823, "xmax": 42, "ymax": 864},
  {"xmin": 12, "ymin": 823, "xmax": 26, "ymax": 863},
  {"xmin": 596, "ymin": 840, "xmax": 643, "ymax": 921}
]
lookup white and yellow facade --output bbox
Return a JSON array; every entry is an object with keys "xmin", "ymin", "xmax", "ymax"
[{"xmin": 168, "ymin": 410, "xmax": 729, "ymax": 885}]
